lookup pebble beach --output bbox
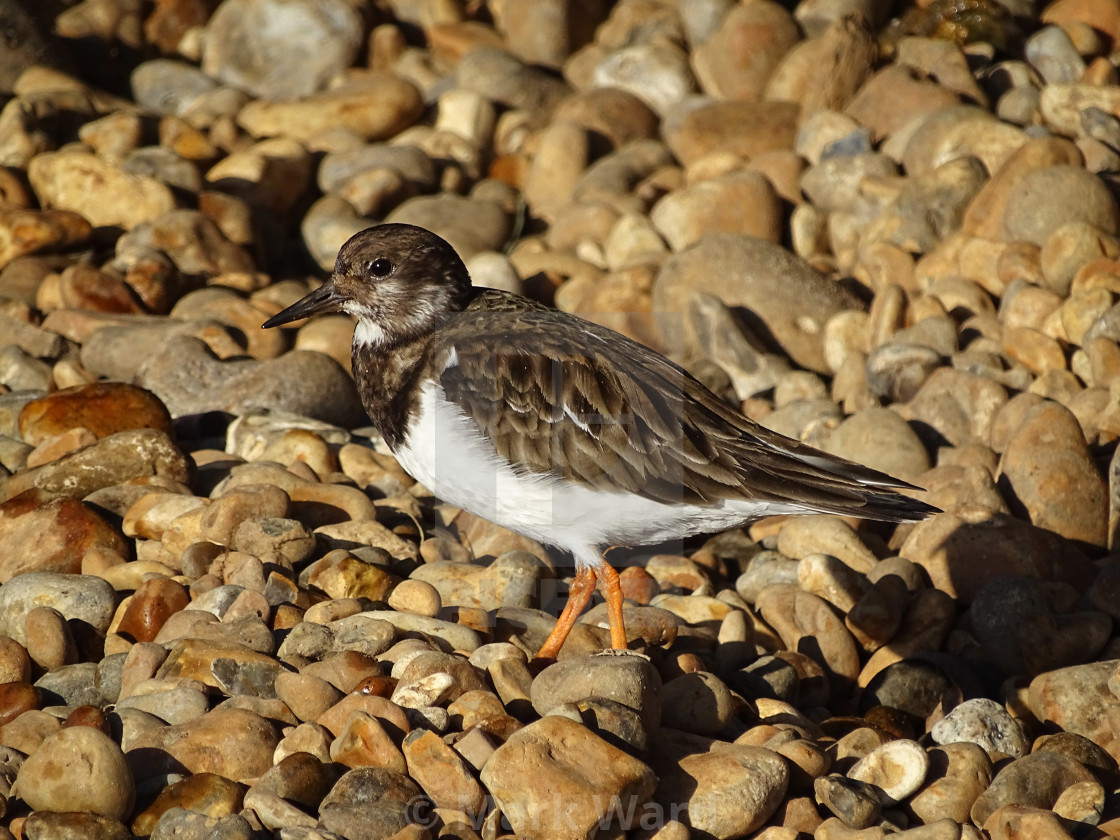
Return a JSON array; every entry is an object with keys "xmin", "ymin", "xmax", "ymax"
[{"xmin": 3, "ymin": 0, "xmax": 1120, "ymax": 838}]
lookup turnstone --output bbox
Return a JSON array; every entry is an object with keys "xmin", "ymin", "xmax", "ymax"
[{"xmin": 263, "ymin": 224, "xmax": 938, "ymax": 659}]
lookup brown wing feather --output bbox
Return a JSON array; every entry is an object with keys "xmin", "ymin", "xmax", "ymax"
[{"xmin": 431, "ymin": 307, "xmax": 936, "ymax": 522}]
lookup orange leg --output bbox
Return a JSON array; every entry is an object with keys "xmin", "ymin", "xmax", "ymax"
[
  {"xmin": 597, "ymin": 562, "xmax": 628, "ymax": 651},
  {"xmin": 535, "ymin": 562, "xmax": 629, "ymax": 659},
  {"xmin": 536, "ymin": 566, "xmax": 597, "ymax": 660}
]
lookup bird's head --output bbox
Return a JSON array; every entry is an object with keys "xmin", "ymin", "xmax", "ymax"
[{"xmin": 262, "ymin": 223, "xmax": 472, "ymax": 349}]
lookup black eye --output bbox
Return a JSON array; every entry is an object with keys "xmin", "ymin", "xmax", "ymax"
[{"xmin": 368, "ymin": 258, "xmax": 392, "ymax": 277}]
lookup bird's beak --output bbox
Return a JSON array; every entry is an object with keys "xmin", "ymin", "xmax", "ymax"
[{"xmin": 262, "ymin": 280, "xmax": 347, "ymax": 329}]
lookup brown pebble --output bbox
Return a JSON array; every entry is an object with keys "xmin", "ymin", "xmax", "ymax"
[
  {"xmin": 115, "ymin": 576, "xmax": 191, "ymax": 643},
  {"xmin": 329, "ymin": 711, "xmax": 408, "ymax": 772},
  {"xmin": 24, "ymin": 427, "xmax": 98, "ymax": 468},
  {"xmin": 387, "ymin": 578, "xmax": 442, "ymax": 616},
  {"xmin": 62, "ymin": 705, "xmax": 109, "ymax": 734},
  {"xmin": 354, "ymin": 675, "xmax": 399, "ymax": 697},
  {"xmin": 274, "ymin": 671, "xmax": 345, "ymax": 722},
  {"xmin": 619, "ymin": 565, "xmax": 660, "ymax": 603},
  {"xmin": 0, "ymin": 491, "xmax": 129, "ymax": 582},
  {"xmin": 0, "ymin": 682, "xmax": 40, "ymax": 727},
  {"xmin": 17, "ymin": 381, "xmax": 173, "ymax": 446},
  {"xmin": 303, "ymin": 650, "xmax": 385, "ymax": 694},
  {"xmin": 13, "ymin": 725, "xmax": 136, "ymax": 820},
  {"xmin": 130, "ymin": 772, "xmax": 247, "ymax": 835},
  {"xmin": 24, "ymin": 605, "xmax": 78, "ymax": 671},
  {"xmin": 0, "ymin": 636, "xmax": 31, "ymax": 683},
  {"xmin": 318, "ymin": 693, "xmax": 410, "ymax": 740}
]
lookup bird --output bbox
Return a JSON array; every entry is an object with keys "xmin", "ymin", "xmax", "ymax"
[{"xmin": 263, "ymin": 223, "xmax": 938, "ymax": 659}]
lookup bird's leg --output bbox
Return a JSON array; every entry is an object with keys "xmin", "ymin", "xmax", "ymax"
[
  {"xmin": 535, "ymin": 565, "xmax": 597, "ymax": 660},
  {"xmin": 596, "ymin": 561, "xmax": 629, "ymax": 650}
]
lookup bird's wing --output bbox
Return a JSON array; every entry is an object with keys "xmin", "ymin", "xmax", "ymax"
[{"xmin": 431, "ymin": 308, "xmax": 935, "ymax": 521}]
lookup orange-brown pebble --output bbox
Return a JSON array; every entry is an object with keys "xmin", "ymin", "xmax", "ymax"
[
  {"xmin": 619, "ymin": 565, "xmax": 659, "ymax": 604},
  {"xmin": 0, "ymin": 681, "xmax": 41, "ymax": 727},
  {"xmin": 24, "ymin": 428, "xmax": 98, "ymax": 468},
  {"xmin": 354, "ymin": 675, "xmax": 398, "ymax": 697},
  {"xmin": 329, "ymin": 711, "xmax": 408, "ymax": 772},
  {"xmin": 37, "ymin": 264, "xmax": 146, "ymax": 314},
  {"xmin": 317, "ymin": 693, "xmax": 410, "ymax": 740},
  {"xmin": 274, "ymin": 672, "xmax": 345, "ymax": 723},
  {"xmin": 63, "ymin": 705, "xmax": 110, "ymax": 734},
  {"xmin": 660, "ymin": 652, "xmax": 708, "ymax": 682},
  {"xmin": 302, "ymin": 651, "xmax": 384, "ymax": 694},
  {"xmin": 271, "ymin": 603, "xmax": 306, "ymax": 630},
  {"xmin": 18, "ymin": 382, "xmax": 173, "ymax": 446},
  {"xmin": 0, "ymin": 490, "xmax": 129, "ymax": 582},
  {"xmin": 115, "ymin": 577, "xmax": 191, "ymax": 643}
]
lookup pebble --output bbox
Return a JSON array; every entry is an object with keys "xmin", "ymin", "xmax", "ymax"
[
  {"xmin": 0, "ymin": 428, "xmax": 193, "ymax": 504},
  {"xmin": 1029, "ymin": 660, "xmax": 1120, "ymax": 757},
  {"xmin": 0, "ymin": 571, "xmax": 116, "ymax": 645},
  {"xmin": 116, "ymin": 683, "xmax": 210, "ymax": 726},
  {"xmin": 814, "ymin": 774, "xmax": 882, "ymax": 828},
  {"xmin": 663, "ymin": 100, "xmax": 800, "ymax": 168},
  {"xmin": 756, "ymin": 585, "xmax": 861, "ymax": 686},
  {"xmin": 408, "ymin": 551, "xmax": 546, "ymax": 611},
  {"xmin": 826, "ymin": 407, "xmax": 931, "ymax": 483},
  {"xmin": 970, "ymin": 576, "xmax": 1110, "ymax": 675},
  {"xmin": 910, "ymin": 742, "xmax": 993, "ymax": 825},
  {"xmin": 329, "ymin": 711, "xmax": 406, "ymax": 772},
  {"xmin": 20, "ymin": 811, "xmax": 132, "ymax": 840},
  {"xmin": 317, "ymin": 766, "xmax": 422, "ymax": 840},
  {"xmin": 135, "ymin": 335, "xmax": 366, "ymax": 427},
  {"xmin": 930, "ymin": 698, "xmax": 1030, "ymax": 759},
  {"xmin": 27, "ymin": 150, "xmax": 177, "ymax": 230},
  {"xmin": 126, "ymin": 707, "xmax": 279, "ymax": 782},
  {"xmin": 654, "ymin": 235, "xmax": 861, "ymax": 375},
  {"xmin": 0, "ymin": 493, "xmax": 128, "ymax": 580},
  {"xmin": 148, "ymin": 809, "xmax": 256, "ymax": 840},
  {"xmin": 591, "ymin": 43, "xmax": 696, "ymax": 116},
  {"xmin": 386, "ymin": 579, "xmax": 442, "ymax": 617},
  {"xmin": 847, "ymin": 738, "xmax": 929, "ymax": 804},
  {"xmin": 201, "ymin": 0, "xmax": 364, "ymax": 100},
  {"xmin": 402, "ymin": 727, "xmax": 486, "ymax": 814},
  {"xmin": 481, "ymin": 714, "xmax": 658, "ymax": 840},
  {"xmin": 899, "ymin": 507, "xmax": 1094, "ymax": 602},
  {"xmin": 653, "ymin": 737, "xmax": 791, "ymax": 838},
  {"xmin": 132, "ymin": 773, "xmax": 247, "ymax": 835},
  {"xmin": 455, "ymin": 45, "xmax": 571, "ymax": 113},
  {"xmin": 997, "ymin": 400, "xmax": 1108, "ymax": 545},
  {"xmin": 24, "ymin": 605, "xmax": 77, "ymax": 671},
  {"xmin": 970, "ymin": 750, "xmax": 1100, "ymax": 826},
  {"xmin": 13, "ymin": 726, "xmax": 135, "ymax": 820},
  {"xmin": 531, "ymin": 653, "xmax": 662, "ymax": 732},
  {"xmin": 650, "ymin": 171, "xmax": 782, "ymax": 250},
  {"xmin": 115, "ymin": 576, "xmax": 191, "ymax": 643},
  {"xmin": 237, "ymin": 73, "xmax": 424, "ymax": 143},
  {"xmin": 659, "ymin": 671, "xmax": 736, "ymax": 736}
]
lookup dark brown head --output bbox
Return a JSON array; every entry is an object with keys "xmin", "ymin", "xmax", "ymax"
[{"xmin": 262, "ymin": 224, "xmax": 473, "ymax": 349}]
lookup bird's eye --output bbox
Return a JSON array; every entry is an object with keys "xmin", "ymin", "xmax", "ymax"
[{"xmin": 368, "ymin": 258, "xmax": 392, "ymax": 277}]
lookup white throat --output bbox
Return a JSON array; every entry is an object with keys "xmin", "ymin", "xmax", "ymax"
[
  {"xmin": 346, "ymin": 298, "xmax": 441, "ymax": 350},
  {"xmin": 352, "ymin": 317, "xmax": 386, "ymax": 348}
]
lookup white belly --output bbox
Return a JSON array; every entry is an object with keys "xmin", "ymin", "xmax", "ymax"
[{"xmin": 391, "ymin": 381, "xmax": 802, "ymax": 567}]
